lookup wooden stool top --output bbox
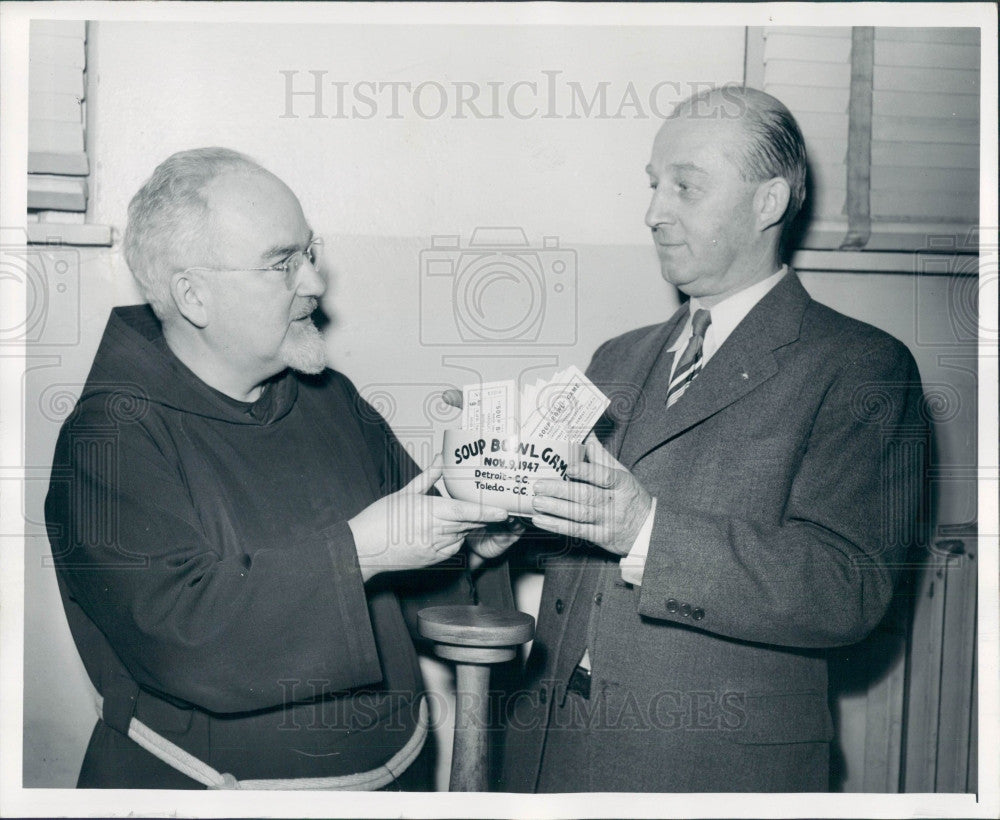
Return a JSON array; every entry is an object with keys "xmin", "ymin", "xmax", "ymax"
[{"xmin": 418, "ymin": 605, "xmax": 534, "ymax": 647}]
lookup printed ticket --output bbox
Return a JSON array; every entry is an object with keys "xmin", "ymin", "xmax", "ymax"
[
  {"xmin": 461, "ymin": 367, "xmax": 608, "ymax": 444},
  {"xmin": 521, "ymin": 365, "xmax": 610, "ymax": 442},
  {"xmin": 462, "ymin": 379, "xmax": 517, "ymax": 435}
]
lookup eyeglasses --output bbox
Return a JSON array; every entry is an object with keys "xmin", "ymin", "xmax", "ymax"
[{"xmin": 183, "ymin": 237, "xmax": 324, "ymax": 288}]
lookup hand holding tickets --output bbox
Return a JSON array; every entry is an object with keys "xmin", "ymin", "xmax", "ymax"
[
  {"xmin": 443, "ymin": 368, "xmax": 609, "ymax": 516},
  {"xmin": 445, "ymin": 370, "xmax": 651, "ymax": 556},
  {"xmin": 531, "ymin": 435, "xmax": 653, "ymax": 557}
]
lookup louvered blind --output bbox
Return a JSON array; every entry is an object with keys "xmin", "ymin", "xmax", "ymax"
[
  {"xmin": 27, "ymin": 20, "xmax": 110, "ymax": 246},
  {"xmin": 869, "ymin": 28, "xmax": 980, "ymax": 250},
  {"xmin": 748, "ymin": 26, "xmax": 981, "ymax": 253}
]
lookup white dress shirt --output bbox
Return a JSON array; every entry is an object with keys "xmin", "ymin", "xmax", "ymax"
[{"xmin": 618, "ymin": 265, "xmax": 788, "ymax": 585}]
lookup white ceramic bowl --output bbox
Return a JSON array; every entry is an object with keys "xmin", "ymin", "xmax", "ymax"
[{"xmin": 442, "ymin": 429, "xmax": 585, "ymax": 515}]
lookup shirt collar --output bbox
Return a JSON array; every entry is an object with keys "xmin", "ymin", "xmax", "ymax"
[{"xmin": 668, "ymin": 265, "xmax": 788, "ymax": 355}]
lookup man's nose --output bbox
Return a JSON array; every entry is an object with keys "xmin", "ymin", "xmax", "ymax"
[
  {"xmin": 645, "ymin": 190, "xmax": 675, "ymax": 230},
  {"xmin": 295, "ymin": 257, "xmax": 326, "ymax": 297}
]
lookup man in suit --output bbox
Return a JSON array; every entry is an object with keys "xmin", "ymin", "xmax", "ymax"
[
  {"xmin": 45, "ymin": 148, "xmax": 516, "ymax": 790},
  {"xmin": 500, "ymin": 87, "xmax": 927, "ymax": 792}
]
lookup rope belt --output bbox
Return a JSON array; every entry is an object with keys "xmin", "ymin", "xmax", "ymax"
[{"xmin": 94, "ymin": 694, "xmax": 428, "ymax": 790}]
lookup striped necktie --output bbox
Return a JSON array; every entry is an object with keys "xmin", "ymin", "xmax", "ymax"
[{"xmin": 666, "ymin": 308, "xmax": 712, "ymax": 407}]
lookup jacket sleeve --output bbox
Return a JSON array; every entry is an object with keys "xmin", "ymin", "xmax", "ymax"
[
  {"xmin": 46, "ymin": 401, "xmax": 383, "ymax": 715},
  {"xmin": 634, "ymin": 338, "xmax": 928, "ymax": 648}
]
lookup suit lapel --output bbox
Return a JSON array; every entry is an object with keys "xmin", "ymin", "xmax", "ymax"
[
  {"xmin": 622, "ymin": 271, "xmax": 812, "ymax": 470},
  {"xmin": 596, "ymin": 305, "xmax": 689, "ymax": 462}
]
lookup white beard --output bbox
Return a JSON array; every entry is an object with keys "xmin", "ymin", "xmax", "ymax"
[{"xmin": 281, "ymin": 318, "xmax": 327, "ymax": 374}]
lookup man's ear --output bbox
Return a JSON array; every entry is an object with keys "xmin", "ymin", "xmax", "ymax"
[
  {"xmin": 170, "ymin": 271, "xmax": 210, "ymax": 329},
  {"xmin": 754, "ymin": 177, "xmax": 791, "ymax": 234}
]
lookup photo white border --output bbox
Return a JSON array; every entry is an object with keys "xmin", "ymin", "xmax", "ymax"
[{"xmin": 1, "ymin": 2, "xmax": 996, "ymax": 818}]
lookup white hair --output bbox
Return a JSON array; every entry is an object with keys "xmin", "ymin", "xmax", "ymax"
[{"xmin": 123, "ymin": 147, "xmax": 267, "ymax": 319}]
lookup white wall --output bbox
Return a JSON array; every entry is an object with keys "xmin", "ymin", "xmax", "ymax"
[
  {"xmin": 22, "ymin": 245, "xmax": 134, "ymax": 786},
  {"xmin": 84, "ymin": 21, "xmax": 745, "ymax": 388},
  {"xmin": 23, "ymin": 20, "xmax": 745, "ymax": 788}
]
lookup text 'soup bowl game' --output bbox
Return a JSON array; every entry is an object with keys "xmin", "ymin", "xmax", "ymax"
[
  {"xmin": 441, "ymin": 366, "xmax": 610, "ymax": 514},
  {"xmin": 442, "ymin": 430, "xmax": 584, "ymax": 515}
]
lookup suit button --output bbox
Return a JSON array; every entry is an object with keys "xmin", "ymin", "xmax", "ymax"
[
  {"xmin": 539, "ymin": 688, "xmax": 547, "ymax": 704},
  {"xmin": 692, "ymin": 607, "xmax": 705, "ymax": 621},
  {"xmin": 681, "ymin": 603, "xmax": 692, "ymax": 617},
  {"xmin": 594, "ymin": 593, "xmax": 603, "ymax": 605},
  {"xmin": 665, "ymin": 598, "xmax": 679, "ymax": 613},
  {"xmin": 555, "ymin": 598, "xmax": 564, "ymax": 614}
]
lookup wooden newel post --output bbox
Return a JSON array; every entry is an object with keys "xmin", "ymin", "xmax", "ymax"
[{"xmin": 417, "ymin": 605, "xmax": 534, "ymax": 792}]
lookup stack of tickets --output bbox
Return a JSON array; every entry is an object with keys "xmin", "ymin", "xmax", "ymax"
[{"xmin": 461, "ymin": 365, "xmax": 610, "ymax": 444}]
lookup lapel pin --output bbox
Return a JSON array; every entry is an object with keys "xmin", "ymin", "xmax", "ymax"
[{"xmin": 741, "ymin": 372, "xmax": 749, "ymax": 380}]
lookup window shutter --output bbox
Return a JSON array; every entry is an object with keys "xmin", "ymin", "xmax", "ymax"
[
  {"xmin": 747, "ymin": 26, "xmax": 980, "ymax": 253},
  {"xmin": 868, "ymin": 28, "xmax": 980, "ymax": 250},
  {"xmin": 747, "ymin": 27, "xmax": 854, "ymax": 249},
  {"xmin": 27, "ymin": 21, "xmax": 110, "ymax": 246}
]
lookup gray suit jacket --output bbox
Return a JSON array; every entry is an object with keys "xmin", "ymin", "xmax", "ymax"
[{"xmin": 502, "ymin": 272, "xmax": 927, "ymax": 792}]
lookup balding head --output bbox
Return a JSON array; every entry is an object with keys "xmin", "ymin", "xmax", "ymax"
[
  {"xmin": 124, "ymin": 147, "xmax": 272, "ymax": 320},
  {"xmin": 670, "ymin": 86, "xmax": 808, "ymax": 230}
]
